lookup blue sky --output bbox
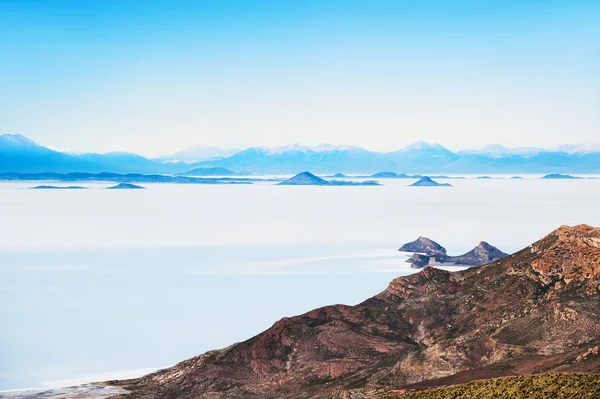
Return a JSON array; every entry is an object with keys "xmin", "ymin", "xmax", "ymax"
[{"xmin": 0, "ymin": 0, "xmax": 598, "ymax": 156}]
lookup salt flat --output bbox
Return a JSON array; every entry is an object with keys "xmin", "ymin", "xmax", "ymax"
[{"xmin": 0, "ymin": 177, "xmax": 599, "ymax": 390}]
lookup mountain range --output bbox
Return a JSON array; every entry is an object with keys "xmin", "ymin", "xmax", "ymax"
[
  {"xmin": 108, "ymin": 224, "xmax": 600, "ymax": 398},
  {"xmin": 1, "ymin": 134, "xmax": 599, "ymax": 174}
]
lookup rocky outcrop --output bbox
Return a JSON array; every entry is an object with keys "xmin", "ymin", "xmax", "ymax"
[
  {"xmin": 401, "ymin": 238, "xmax": 507, "ymax": 268},
  {"xmin": 447, "ymin": 241, "xmax": 508, "ymax": 265},
  {"xmin": 111, "ymin": 225, "xmax": 600, "ymax": 399},
  {"xmin": 399, "ymin": 237, "xmax": 447, "ymax": 256}
]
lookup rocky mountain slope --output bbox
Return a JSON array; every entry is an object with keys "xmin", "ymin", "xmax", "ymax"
[{"xmin": 110, "ymin": 225, "xmax": 600, "ymax": 399}]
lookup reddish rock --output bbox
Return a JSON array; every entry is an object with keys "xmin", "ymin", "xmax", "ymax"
[{"xmin": 112, "ymin": 225, "xmax": 600, "ymax": 399}]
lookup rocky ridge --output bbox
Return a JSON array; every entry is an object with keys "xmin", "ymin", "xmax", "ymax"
[{"xmin": 109, "ymin": 225, "xmax": 600, "ymax": 399}]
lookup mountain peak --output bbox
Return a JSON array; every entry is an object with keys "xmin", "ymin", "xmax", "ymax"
[
  {"xmin": 399, "ymin": 236, "xmax": 447, "ymax": 255},
  {"xmin": 0, "ymin": 133, "xmax": 41, "ymax": 147},
  {"xmin": 477, "ymin": 241, "xmax": 492, "ymax": 249},
  {"xmin": 401, "ymin": 141, "xmax": 446, "ymax": 152},
  {"xmin": 515, "ymin": 224, "xmax": 600, "ymax": 284}
]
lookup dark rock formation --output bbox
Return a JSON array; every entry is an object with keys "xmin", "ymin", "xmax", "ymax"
[
  {"xmin": 401, "ymin": 239, "xmax": 508, "ymax": 268},
  {"xmin": 404, "ymin": 253, "xmax": 432, "ymax": 268},
  {"xmin": 399, "ymin": 237, "xmax": 447, "ymax": 256},
  {"xmin": 110, "ymin": 225, "xmax": 600, "ymax": 399},
  {"xmin": 449, "ymin": 241, "xmax": 508, "ymax": 265},
  {"xmin": 409, "ymin": 176, "xmax": 452, "ymax": 186}
]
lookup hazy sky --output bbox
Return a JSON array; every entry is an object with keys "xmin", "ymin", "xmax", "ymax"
[{"xmin": 1, "ymin": 0, "xmax": 598, "ymax": 156}]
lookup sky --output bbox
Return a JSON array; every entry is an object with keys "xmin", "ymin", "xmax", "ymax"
[{"xmin": 0, "ymin": 0, "xmax": 598, "ymax": 157}]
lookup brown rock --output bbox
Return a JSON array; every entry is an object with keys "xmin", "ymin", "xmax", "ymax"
[{"xmin": 111, "ymin": 224, "xmax": 600, "ymax": 399}]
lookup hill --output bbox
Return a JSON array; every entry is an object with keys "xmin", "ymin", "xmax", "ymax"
[
  {"xmin": 409, "ymin": 176, "xmax": 452, "ymax": 186},
  {"xmin": 110, "ymin": 224, "xmax": 600, "ymax": 399}
]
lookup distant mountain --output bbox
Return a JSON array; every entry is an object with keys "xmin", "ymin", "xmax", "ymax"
[
  {"xmin": 409, "ymin": 176, "xmax": 452, "ymax": 186},
  {"xmin": 159, "ymin": 145, "xmax": 240, "ymax": 162},
  {"xmin": 370, "ymin": 171, "xmax": 401, "ymax": 178},
  {"xmin": 196, "ymin": 146, "xmax": 395, "ymax": 174},
  {"xmin": 181, "ymin": 167, "xmax": 237, "ymax": 176},
  {"xmin": 107, "ymin": 183, "xmax": 145, "ymax": 189},
  {"xmin": 279, "ymin": 171, "xmax": 380, "ymax": 186},
  {"xmin": 383, "ymin": 142, "xmax": 460, "ymax": 173},
  {"xmin": 461, "ymin": 144, "xmax": 544, "ymax": 157},
  {"xmin": 552, "ymin": 143, "xmax": 600, "ymax": 154},
  {"xmin": 111, "ymin": 224, "xmax": 600, "ymax": 399},
  {"xmin": 0, "ymin": 134, "xmax": 188, "ymax": 174},
  {"xmin": 1, "ymin": 134, "xmax": 599, "ymax": 174}
]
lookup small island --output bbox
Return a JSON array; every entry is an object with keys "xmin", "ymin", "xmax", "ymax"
[
  {"xmin": 409, "ymin": 176, "xmax": 452, "ymax": 187},
  {"xmin": 541, "ymin": 173, "xmax": 581, "ymax": 179},
  {"xmin": 106, "ymin": 183, "xmax": 146, "ymax": 189},
  {"xmin": 30, "ymin": 185, "xmax": 87, "ymax": 189},
  {"xmin": 279, "ymin": 172, "xmax": 380, "ymax": 186},
  {"xmin": 399, "ymin": 236, "xmax": 508, "ymax": 268},
  {"xmin": 180, "ymin": 167, "xmax": 236, "ymax": 176}
]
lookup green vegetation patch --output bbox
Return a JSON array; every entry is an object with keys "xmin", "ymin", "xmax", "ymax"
[{"xmin": 384, "ymin": 374, "xmax": 600, "ymax": 399}]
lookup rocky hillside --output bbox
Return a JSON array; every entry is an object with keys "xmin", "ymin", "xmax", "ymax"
[{"xmin": 111, "ymin": 225, "xmax": 600, "ymax": 399}]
